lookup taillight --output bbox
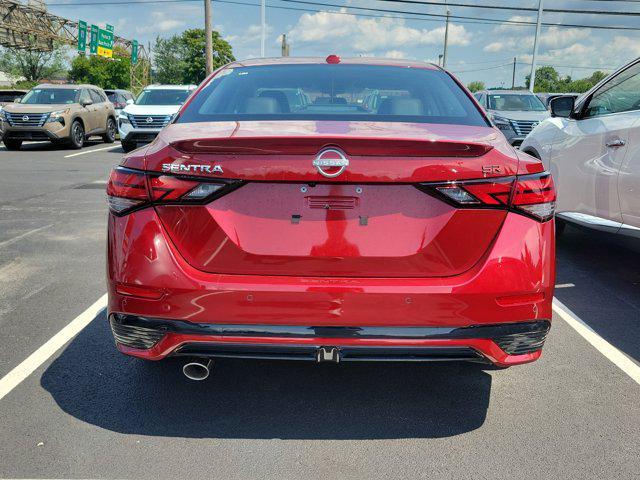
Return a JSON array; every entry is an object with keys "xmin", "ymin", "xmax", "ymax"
[
  {"xmin": 106, "ymin": 167, "xmax": 241, "ymax": 215},
  {"xmin": 511, "ymin": 173, "xmax": 556, "ymax": 222},
  {"xmin": 418, "ymin": 172, "xmax": 556, "ymax": 222}
]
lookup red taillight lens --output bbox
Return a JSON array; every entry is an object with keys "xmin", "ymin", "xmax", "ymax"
[
  {"xmin": 511, "ymin": 173, "xmax": 556, "ymax": 221},
  {"xmin": 107, "ymin": 167, "xmax": 240, "ymax": 215},
  {"xmin": 106, "ymin": 168, "xmax": 148, "ymax": 214},
  {"xmin": 419, "ymin": 172, "xmax": 555, "ymax": 222}
]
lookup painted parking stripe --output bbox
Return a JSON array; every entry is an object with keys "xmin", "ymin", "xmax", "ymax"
[
  {"xmin": 0, "ymin": 224, "xmax": 53, "ymax": 249},
  {"xmin": 553, "ymin": 298, "xmax": 640, "ymax": 385},
  {"xmin": 64, "ymin": 146, "xmax": 118, "ymax": 158},
  {"xmin": 0, "ymin": 294, "xmax": 107, "ymax": 401}
]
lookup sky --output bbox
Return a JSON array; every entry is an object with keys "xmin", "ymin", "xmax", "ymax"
[{"xmin": 45, "ymin": 0, "xmax": 640, "ymax": 88}]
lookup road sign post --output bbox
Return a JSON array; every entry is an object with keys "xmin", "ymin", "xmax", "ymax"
[
  {"xmin": 132, "ymin": 40, "xmax": 138, "ymax": 64},
  {"xmin": 77, "ymin": 20, "xmax": 87, "ymax": 53},
  {"xmin": 89, "ymin": 24, "xmax": 98, "ymax": 55}
]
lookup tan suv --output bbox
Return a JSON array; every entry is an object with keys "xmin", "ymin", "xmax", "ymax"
[{"xmin": 0, "ymin": 84, "xmax": 116, "ymax": 150}]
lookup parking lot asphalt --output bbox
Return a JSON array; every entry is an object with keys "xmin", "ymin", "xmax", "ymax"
[{"xmin": 0, "ymin": 142, "xmax": 638, "ymax": 479}]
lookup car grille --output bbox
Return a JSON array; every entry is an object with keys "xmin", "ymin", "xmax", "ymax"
[
  {"xmin": 509, "ymin": 119, "xmax": 540, "ymax": 136},
  {"xmin": 129, "ymin": 114, "xmax": 172, "ymax": 128},
  {"xmin": 4, "ymin": 112, "xmax": 48, "ymax": 127}
]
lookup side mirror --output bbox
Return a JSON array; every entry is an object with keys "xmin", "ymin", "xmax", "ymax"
[
  {"xmin": 81, "ymin": 99, "xmax": 93, "ymax": 107},
  {"xmin": 550, "ymin": 96, "xmax": 575, "ymax": 118},
  {"xmin": 13, "ymin": 98, "xmax": 21, "ymax": 103},
  {"xmin": 126, "ymin": 98, "xmax": 134, "ymax": 105}
]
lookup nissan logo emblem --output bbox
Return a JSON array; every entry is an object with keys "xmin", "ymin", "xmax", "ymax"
[
  {"xmin": 22, "ymin": 115, "xmax": 29, "ymax": 122},
  {"xmin": 312, "ymin": 148, "xmax": 349, "ymax": 178},
  {"xmin": 146, "ymin": 117, "xmax": 154, "ymax": 124}
]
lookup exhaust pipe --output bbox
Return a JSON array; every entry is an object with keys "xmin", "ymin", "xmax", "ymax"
[{"xmin": 183, "ymin": 359, "xmax": 213, "ymax": 381}]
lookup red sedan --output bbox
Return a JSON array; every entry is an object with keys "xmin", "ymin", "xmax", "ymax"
[{"xmin": 106, "ymin": 56, "xmax": 556, "ymax": 379}]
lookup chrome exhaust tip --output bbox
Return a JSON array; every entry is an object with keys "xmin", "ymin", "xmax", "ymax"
[{"xmin": 182, "ymin": 359, "xmax": 213, "ymax": 381}]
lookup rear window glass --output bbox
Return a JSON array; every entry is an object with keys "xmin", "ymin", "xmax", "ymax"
[
  {"xmin": 487, "ymin": 94, "xmax": 547, "ymax": 112},
  {"xmin": 178, "ymin": 64, "xmax": 488, "ymax": 126},
  {"xmin": 136, "ymin": 89, "xmax": 191, "ymax": 106}
]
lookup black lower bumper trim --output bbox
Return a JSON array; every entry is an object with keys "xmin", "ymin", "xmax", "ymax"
[
  {"xmin": 109, "ymin": 313, "xmax": 551, "ymax": 357},
  {"xmin": 5, "ymin": 130, "xmax": 56, "ymax": 140},
  {"xmin": 173, "ymin": 343, "xmax": 487, "ymax": 363}
]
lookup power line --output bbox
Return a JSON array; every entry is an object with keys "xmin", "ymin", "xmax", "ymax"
[
  {"xmin": 45, "ymin": 0, "xmax": 640, "ymax": 32},
  {"xmin": 377, "ymin": 0, "xmax": 640, "ymax": 17}
]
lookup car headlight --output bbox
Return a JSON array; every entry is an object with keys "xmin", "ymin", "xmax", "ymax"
[
  {"xmin": 119, "ymin": 112, "xmax": 131, "ymax": 125},
  {"xmin": 490, "ymin": 115, "xmax": 514, "ymax": 132},
  {"xmin": 46, "ymin": 109, "xmax": 69, "ymax": 124},
  {"xmin": 0, "ymin": 109, "xmax": 6, "ymax": 121}
]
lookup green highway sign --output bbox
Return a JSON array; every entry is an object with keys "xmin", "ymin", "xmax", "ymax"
[
  {"xmin": 97, "ymin": 24, "xmax": 114, "ymax": 58},
  {"xmin": 131, "ymin": 40, "xmax": 138, "ymax": 65},
  {"xmin": 77, "ymin": 20, "xmax": 87, "ymax": 53},
  {"xmin": 89, "ymin": 24, "xmax": 98, "ymax": 55}
]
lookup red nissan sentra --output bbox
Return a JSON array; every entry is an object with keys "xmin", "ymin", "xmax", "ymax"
[{"xmin": 107, "ymin": 57, "xmax": 555, "ymax": 379}]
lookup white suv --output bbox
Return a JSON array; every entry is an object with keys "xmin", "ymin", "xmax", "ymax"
[
  {"xmin": 521, "ymin": 58, "xmax": 640, "ymax": 238},
  {"xmin": 118, "ymin": 84, "xmax": 196, "ymax": 152}
]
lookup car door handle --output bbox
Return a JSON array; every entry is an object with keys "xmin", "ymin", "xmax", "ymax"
[{"xmin": 606, "ymin": 139, "xmax": 626, "ymax": 148}]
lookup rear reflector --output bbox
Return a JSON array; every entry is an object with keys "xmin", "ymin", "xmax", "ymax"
[
  {"xmin": 106, "ymin": 167, "xmax": 242, "ymax": 215},
  {"xmin": 418, "ymin": 172, "xmax": 556, "ymax": 222}
]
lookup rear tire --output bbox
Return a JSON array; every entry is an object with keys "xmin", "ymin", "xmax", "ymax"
[
  {"xmin": 121, "ymin": 139, "xmax": 137, "ymax": 153},
  {"xmin": 103, "ymin": 117, "xmax": 116, "ymax": 143},
  {"xmin": 3, "ymin": 138, "xmax": 22, "ymax": 150},
  {"xmin": 69, "ymin": 120, "xmax": 85, "ymax": 149}
]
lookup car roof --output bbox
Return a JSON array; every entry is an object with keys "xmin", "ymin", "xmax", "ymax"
[
  {"xmin": 479, "ymin": 90, "xmax": 537, "ymax": 95},
  {"xmin": 226, "ymin": 56, "xmax": 441, "ymax": 70},
  {"xmin": 143, "ymin": 84, "xmax": 197, "ymax": 90},
  {"xmin": 34, "ymin": 83, "xmax": 102, "ymax": 90},
  {"xmin": 104, "ymin": 89, "xmax": 132, "ymax": 93}
]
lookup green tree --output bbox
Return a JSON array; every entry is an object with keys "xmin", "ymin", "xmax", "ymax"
[
  {"xmin": 525, "ymin": 66, "xmax": 609, "ymax": 94},
  {"xmin": 467, "ymin": 81, "xmax": 485, "ymax": 92},
  {"xmin": 0, "ymin": 45, "xmax": 67, "ymax": 82},
  {"xmin": 68, "ymin": 47, "xmax": 131, "ymax": 89},
  {"xmin": 154, "ymin": 28, "xmax": 235, "ymax": 85}
]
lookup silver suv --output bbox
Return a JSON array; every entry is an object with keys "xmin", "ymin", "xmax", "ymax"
[{"xmin": 474, "ymin": 90, "xmax": 550, "ymax": 146}]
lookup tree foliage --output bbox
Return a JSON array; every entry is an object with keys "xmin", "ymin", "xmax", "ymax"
[
  {"xmin": 154, "ymin": 29, "xmax": 234, "ymax": 85},
  {"xmin": 525, "ymin": 66, "xmax": 609, "ymax": 93},
  {"xmin": 0, "ymin": 45, "xmax": 68, "ymax": 82},
  {"xmin": 467, "ymin": 81, "xmax": 485, "ymax": 93},
  {"xmin": 68, "ymin": 47, "xmax": 131, "ymax": 89}
]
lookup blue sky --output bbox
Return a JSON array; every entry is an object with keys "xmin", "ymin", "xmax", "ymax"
[{"xmin": 46, "ymin": 0, "xmax": 640, "ymax": 87}]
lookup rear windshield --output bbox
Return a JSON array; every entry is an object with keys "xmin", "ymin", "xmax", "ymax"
[
  {"xmin": 136, "ymin": 89, "xmax": 191, "ymax": 106},
  {"xmin": 178, "ymin": 64, "xmax": 488, "ymax": 126},
  {"xmin": 21, "ymin": 88, "xmax": 79, "ymax": 104},
  {"xmin": 487, "ymin": 94, "xmax": 547, "ymax": 112}
]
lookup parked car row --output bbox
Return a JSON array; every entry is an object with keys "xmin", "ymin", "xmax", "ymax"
[{"xmin": 0, "ymin": 83, "xmax": 195, "ymax": 151}]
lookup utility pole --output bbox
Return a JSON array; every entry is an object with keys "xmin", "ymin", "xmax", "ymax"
[
  {"xmin": 442, "ymin": 9, "xmax": 450, "ymax": 69},
  {"xmin": 512, "ymin": 57, "xmax": 517, "ymax": 89},
  {"xmin": 529, "ymin": 0, "xmax": 544, "ymax": 92},
  {"xmin": 261, "ymin": 0, "xmax": 266, "ymax": 57},
  {"xmin": 204, "ymin": 0, "xmax": 213, "ymax": 76},
  {"xmin": 281, "ymin": 34, "xmax": 289, "ymax": 57}
]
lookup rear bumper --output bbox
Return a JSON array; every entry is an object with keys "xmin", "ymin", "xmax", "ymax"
[
  {"xmin": 107, "ymin": 208, "xmax": 555, "ymax": 366},
  {"xmin": 110, "ymin": 313, "xmax": 550, "ymax": 366}
]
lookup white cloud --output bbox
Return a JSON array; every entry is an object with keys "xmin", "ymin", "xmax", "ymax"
[
  {"xmin": 287, "ymin": 9, "xmax": 471, "ymax": 53},
  {"xmin": 226, "ymin": 24, "xmax": 273, "ymax": 46},
  {"xmin": 384, "ymin": 50, "xmax": 408, "ymax": 59},
  {"xmin": 136, "ymin": 11, "xmax": 185, "ymax": 34}
]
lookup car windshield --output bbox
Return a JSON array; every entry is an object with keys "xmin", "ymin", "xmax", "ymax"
[
  {"xmin": 487, "ymin": 94, "xmax": 547, "ymax": 112},
  {"xmin": 178, "ymin": 64, "xmax": 488, "ymax": 126},
  {"xmin": 136, "ymin": 89, "xmax": 191, "ymax": 106},
  {"xmin": 21, "ymin": 88, "xmax": 79, "ymax": 104}
]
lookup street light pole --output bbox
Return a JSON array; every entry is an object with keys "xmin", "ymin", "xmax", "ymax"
[
  {"xmin": 512, "ymin": 57, "xmax": 517, "ymax": 89},
  {"xmin": 204, "ymin": 0, "xmax": 213, "ymax": 76},
  {"xmin": 442, "ymin": 9, "xmax": 450, "ymax": 69},
  {"xmin": 529, "ymin": 0, "xmax": 544, "ymax": 92},
  {"xmin": 261, "ymin": 0, "xmax": 266, "ymax": 57}
]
